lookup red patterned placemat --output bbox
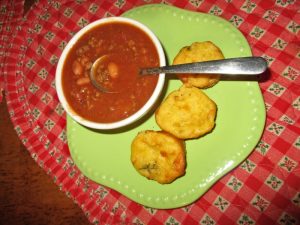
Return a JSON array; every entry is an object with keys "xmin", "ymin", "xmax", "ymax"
[
  {"xmin": 2, "ymin": 0, "xmax": 300, "ymax": 224},
  {"xmin": 0, "ymin": 0, "xmax": 24, "ymax": 102}
]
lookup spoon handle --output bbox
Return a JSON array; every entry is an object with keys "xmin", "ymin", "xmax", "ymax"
[{"xmin": 140, "ymin": 57, "xmax": 268, "ymax": 75}]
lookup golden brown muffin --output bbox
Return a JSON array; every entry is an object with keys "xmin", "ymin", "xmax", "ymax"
[
  {"xmin": 131, "ymin": 130, "xmax": 186, "ymax": 184},
  {"xmin": 173, "ymin": 41, "xmax": 224, "ymax": 88},
  {"xmin": 155, "ymin": 85, "xmax": 217, "ymax": 139}
]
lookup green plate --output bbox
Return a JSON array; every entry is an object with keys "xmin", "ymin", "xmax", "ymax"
[{"xmin": 67, "ymin": 4, "xmax": 266, "ymax": 209}]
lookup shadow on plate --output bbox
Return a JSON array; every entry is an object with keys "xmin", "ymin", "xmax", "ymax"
[
  {"xmin": 163, "ymin": 68, "xmax": 271, "ymax": 83},
  {"xmin": 83, "ymin": 80, "xmax": 170, "ymax": 135}
]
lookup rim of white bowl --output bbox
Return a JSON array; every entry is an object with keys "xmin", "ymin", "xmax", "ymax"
[{"xmin": 55, "ymin": 17, "xmax": 166, "ymax": 130}]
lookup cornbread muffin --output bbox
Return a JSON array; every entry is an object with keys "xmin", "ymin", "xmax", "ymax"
[
  {"xmin": 155, "ymin": 85, "xmax": 217, "ymax": 139},
  {"xmin": 173, "ymin": 41, "xmax": 224, "ymax": 88},
  {"xmin": 131, "ymin": 130, "xmax": 186, "ymax": 184}
]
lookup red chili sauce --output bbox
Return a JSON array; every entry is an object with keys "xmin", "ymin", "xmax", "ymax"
[{"xmin": 62, "ymin": 22, "xmax": 159, "ymax": 123}]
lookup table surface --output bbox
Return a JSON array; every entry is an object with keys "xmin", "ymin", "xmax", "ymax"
[
  {"xmin": 0, "ymin": 97, "xmax": 89, "ymax": 224},
  {"xmin": 0, "ymin": 0, "xmax": 299, "ymax": 224}
]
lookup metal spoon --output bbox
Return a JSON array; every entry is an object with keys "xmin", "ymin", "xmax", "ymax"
[
  {"xmin": 139, "ymin": 56, "xmax": 267, "ymax": 75},
  {"xmin": 90, "ymin": 56, "xmax": 267, "ymax": 93}
]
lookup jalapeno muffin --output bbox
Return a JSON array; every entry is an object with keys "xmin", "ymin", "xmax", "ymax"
[
  {"xmin": 173, "ymin": 41, "xmax": 224, "ymax": 88},
  {"xmin": 155, "ymin": 85, "xmax": 217, "ymax": 139},
  {"xmin": 131, "ymin": 130, "xmax": 186, "ymax": 184}
]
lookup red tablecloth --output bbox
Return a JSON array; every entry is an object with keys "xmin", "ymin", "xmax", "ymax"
[{"xmin": 1, "ymin": 0, "xmax": 300, "ymax": 224}]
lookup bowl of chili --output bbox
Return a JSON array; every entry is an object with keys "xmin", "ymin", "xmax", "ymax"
[{"xmin": 56, "ymin": 17, "xmax": 166, "ymax": 130}]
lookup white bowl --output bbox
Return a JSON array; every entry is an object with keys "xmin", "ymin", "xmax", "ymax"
[{"xmin": 55, "ymin": 17, "xmax": 166, "ymax": 130}]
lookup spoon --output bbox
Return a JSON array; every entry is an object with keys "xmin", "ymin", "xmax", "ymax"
[{"xmin": 90, "ymin": 56, "xmax": 268, "ymax": 93}]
